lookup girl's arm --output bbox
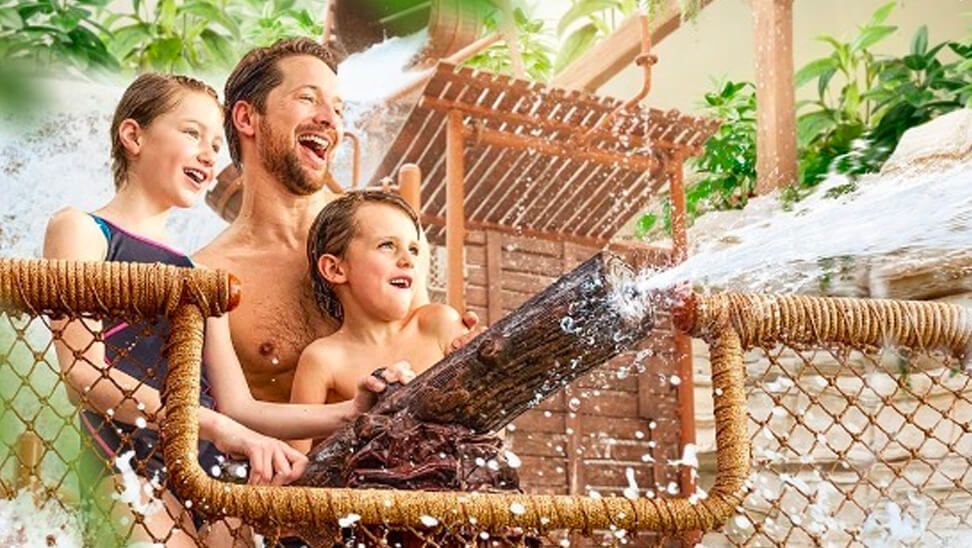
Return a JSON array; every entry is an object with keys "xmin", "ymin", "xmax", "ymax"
[
  {"xmin": 203, "ymin": 317, "xmax": 410, "ymax": 446},
  {"xmin": 45, "ymin": 209, "xmax": 305, "ymax": 485}
]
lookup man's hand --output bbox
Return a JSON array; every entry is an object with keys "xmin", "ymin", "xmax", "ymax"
[
  {"xmin": 447, "ymin": 310, "xmax": 486, "ymax": 355},
  {"xmin": 350, "ymin": 360, "xmax": 416, "ymax": 416},
  {"xmin": 209, "ymin": 415, "xmax": 308, "ymax": 486}
]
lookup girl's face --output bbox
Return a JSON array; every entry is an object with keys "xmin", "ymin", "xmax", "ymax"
[
  {"xmin": 128, "ymin": 91, "xmax": 223, "ymax": 208},
  {"xmin": 337, "ymin": 203, "xmax": 420, "ymax": 323}
]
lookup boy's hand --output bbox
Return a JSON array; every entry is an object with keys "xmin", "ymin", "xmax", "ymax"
[
  {"xmin": 351, "ymin": 361, "xmax": 416, "ymax": 415},
  {"xmin": 447, "ymin": 310, "xmax": 485, "ymax": 355}
]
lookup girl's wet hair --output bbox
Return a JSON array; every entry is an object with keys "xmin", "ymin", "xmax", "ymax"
[
  {"xmin": 307, "ymin": 190, "xmax": 420, "ymax": 324},
  {"xmin": 110, "ymin": 73, "xmax": 220, "ymax": 190}
]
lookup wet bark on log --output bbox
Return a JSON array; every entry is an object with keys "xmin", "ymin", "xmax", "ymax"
[{"xmin": 295, "ymin": 252, "xmax": 656, "ymax": 487}]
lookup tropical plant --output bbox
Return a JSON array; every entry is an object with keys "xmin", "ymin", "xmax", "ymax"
[
  {"xmin": 634, "ymin": 79, "xmax": 756, "ymax": 237},
  {"xmin": 464, "ymin": 3, "xmax": 555, "ymax": 82},
  {"xmin": 796, "ymin": 2, "xmax": 972, "ymax": 186},
  {"xmin": 0, "ymin": 0, "xmax": 324, "ymax": 76},
  {"xmin": 103, "ymin": 0, "xmax": 323, "ymax": 73},
  {"xmin": 0, "ymin": 0, "xmax": 118, "ymax": 74}
]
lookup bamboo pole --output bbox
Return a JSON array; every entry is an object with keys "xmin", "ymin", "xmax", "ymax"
[{"xmin": 446, "ymin": 110, "xmax": 466, "ymax": 311}]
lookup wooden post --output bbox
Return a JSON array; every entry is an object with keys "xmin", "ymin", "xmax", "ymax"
[
  {"xmin": 668, "ymin": 154, "xmax": 689, "ymax": 265},
  {"xmin": 752, "ymin": 0, "xmax": 798, "ymax": 194},
  {"xmin": 446, "ymin": 110, "xmax": 467, "ymax": 311},
  {"xmin": 668, "ymin": 154, "xmax": 698, "ymax": 517},
  {"xmin": 397, "ymin": 163, "xmax": 422, "ymax": 213}
]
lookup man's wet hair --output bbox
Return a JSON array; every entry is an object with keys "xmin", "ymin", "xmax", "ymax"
[
  {"xmin": 307, "ymin": 190, "xmax": 420, "ymax": 324},
  {"xmin": 111, "ymin": 73, "xmax": 219, "ymax": 189},
  {"xmin": 223, "ymin": 37, "xmax": 337, "ymax": 167}
]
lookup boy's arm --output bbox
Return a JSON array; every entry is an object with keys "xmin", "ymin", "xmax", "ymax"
[
  {"xmin": 417, "ymin": 303, "xmax": 469, "ymax": 356},
  {"xmin": 288, "ymin": 342, "xmax": 338, "ymax": 453}
]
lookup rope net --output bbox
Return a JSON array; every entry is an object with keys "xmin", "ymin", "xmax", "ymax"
[{"xmin": 0, "ymin": 259, "xmax": 968, "ymax": 547}]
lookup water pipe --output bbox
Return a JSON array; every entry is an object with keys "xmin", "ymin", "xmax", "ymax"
[{"xmin": 576, "ymin": 14, "xmax": 657, "ymax": 145}]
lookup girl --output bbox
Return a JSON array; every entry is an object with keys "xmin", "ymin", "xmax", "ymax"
[
  {"xmin": 290, "ymin": 190, "xmax": 467, "ymax": 453},
  {"xmin": 43, "ymin": 74, "xmax": 407, "ymax": 547}
]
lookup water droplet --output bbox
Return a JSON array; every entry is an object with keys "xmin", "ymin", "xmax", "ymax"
[
  {"xmin": 210, "ymin": 465, "xmax": 221, "ymax": 477},
  {"xmin": 568, "ymin": 397, "xmax": 581, "ymax": 411},
  {"xmin": 669, "ymin": 375, "xmax": 681, "ymax": 386},
  {"xmin": 419, "ymin": 515, "xmax": 439, "ymax": 527},
  {"xmin": 135, "ymin": 417, "xmax": 147, "ymax": 429},
  {"xmin": 504, "ymin": 451, "xmax": 522, "ymax": 468},
  {"xmin": 338, "ymin": 513, "xmax": 361, "ymax": 528},
  {"xmin": 560, "ymin": 316, "xmax": 576, "ymax": 333},
  {"xmin": 509, "ymin": 502, "xmax": 526, "ymax": 515}
]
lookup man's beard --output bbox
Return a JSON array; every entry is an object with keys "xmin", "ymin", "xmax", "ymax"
[{"xmin": 257, "ymin": 118, "xmax": 330, "ymax": 196}]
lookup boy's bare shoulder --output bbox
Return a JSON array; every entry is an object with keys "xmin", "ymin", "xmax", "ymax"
[
  {"xmin": 415, "ymin": 303, "xmax": 462, "ymax": 330},
  {"xmin": 297, "ymin": 334, "xmax": 354, "ymax": 375}
]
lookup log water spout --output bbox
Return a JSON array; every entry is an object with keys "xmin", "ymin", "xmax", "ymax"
[{"xmin": 296, "ymin": 252, "xmax": 672, "ymax": 486}]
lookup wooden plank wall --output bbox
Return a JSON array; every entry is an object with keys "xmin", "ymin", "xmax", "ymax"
[{"xmin": 462, "ymin": 230, "xmax": 684, "ymax": 514}]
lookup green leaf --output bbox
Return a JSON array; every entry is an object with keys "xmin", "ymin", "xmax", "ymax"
[
  {"xmin": 851, "ymin": 24, "xmax": 896, "ymax": 52},
  {"xmin": 817, "ymin": 66, "xmax": 837, "ymax": 99},
  {"xmin": 911, "ymin": 25, "xmax": 928, "ymax": 56},
  {"xmin": 634, "ymin": 213, "xmax": 657, "ymax": 239},
  {"xmin": 0, "ymin": 7, "xmax": 21, "ymax": 29},
  {"xmin": 557, "ymin": 0, "xmax": 619, "ymax": 36},
  {"xmin": 554, "ymin": 23, "xmax": 598, "ymax": 73},
  {"xmin": 797, "ymin": 111, "xmax": 837, "ymax": 147},
  {"xmin": 200, "ymin": 28, "xmax": 234, "ymax": 66},
  {"xmin": 107, "ymin": 22, "xmax": 150, "ymax": 59},
  {"xmin": 794, "ymin": 57, "xmax": 838, "ymax": 88},
  {"xmin": 181, "ymin": 0, "xmax": 240, "ymax": 37},
  {"xmin": 870, "ymin": 1, "xmax": 895, "ymax": 25}
]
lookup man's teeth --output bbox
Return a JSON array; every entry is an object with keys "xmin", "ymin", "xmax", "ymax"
[
  {"xmin": 184, "ymin": 168, "xmax": 205, "ymax": 183},
  {"xmin": 298, "ymin": 134, "xmax": 331, "ymax": 151}
]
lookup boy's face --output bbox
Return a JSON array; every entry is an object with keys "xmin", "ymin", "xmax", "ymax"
[{"xmin": 339, "ymin": 203, "xmax": 420, "ymax": 322}]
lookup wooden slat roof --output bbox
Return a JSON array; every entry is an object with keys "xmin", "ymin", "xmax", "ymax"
[{"xmin": 368, "ymin": 62, "xmax": 719, "ymax": 245}]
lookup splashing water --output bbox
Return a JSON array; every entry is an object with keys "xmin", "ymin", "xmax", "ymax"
[
  {"xmin": 0, "ymin": 489, "xmax": 84, "ymax": 547},
  {"xmin": 0, "ymin": 32, "xmax": 428, "ymax": 258},
  {"xmin": 641, "ymin": 161, "xmax": 970, "ymax": 296}
]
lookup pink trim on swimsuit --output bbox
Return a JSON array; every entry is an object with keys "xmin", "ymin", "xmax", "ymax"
[
  {"xmin": 93, "ymin": 216, "xmax": 188, "ymax": 257},
  {"xmin": 102, "ymin": 321, "xmax": 129, "ymax": 339},
  {"xmin": 79, "ymin": 411, "xmax": 116, "ymax": 458}
]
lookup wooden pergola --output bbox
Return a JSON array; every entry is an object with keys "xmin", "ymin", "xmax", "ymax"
[
  {"xmin": 553, "ymin": 0, "xmax": 798, "ymax": 193},
  {"xmin": 366, "ymin": 60, "xmax": 719, "ymax": 504},
  {"xmin": 370, "ymin": 62, "xmax": 719, "ymax": 306}
]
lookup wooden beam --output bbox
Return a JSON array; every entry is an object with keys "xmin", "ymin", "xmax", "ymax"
[
  {"xmin": 446, "ymin": 110, "xmax": 466, "ymax": 311},
  {"xmin": 420, "ymin": 95, "xmax": 693, "ymax": 154},
  {"xmin": 464, "ymin": 125, "xmax": 657, "ymax": 172},
  {"xmin": 421, "ymin": 214, "xmax": 610, "ymax": 250},
  {"xmin": 551, "ymin": 0, "xmax": 718, "ymax": 92},
  {"xmin": 752, "ymin": 0, "xmax": 798, "ymax": 193}
]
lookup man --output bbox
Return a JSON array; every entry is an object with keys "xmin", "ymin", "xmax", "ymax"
[{"xmin": 195, "ymin": 38, "xmax": 476, "ymax": 404}]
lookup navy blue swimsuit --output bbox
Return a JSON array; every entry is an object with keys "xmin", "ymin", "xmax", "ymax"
[{"xmin": 79, "ymin": 214, "xmax": 223, "ymax": 485}]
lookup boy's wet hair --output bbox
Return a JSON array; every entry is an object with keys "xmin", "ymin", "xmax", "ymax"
[
  {"xmin": 307, "ymin": 190, "xmax": 421, "ymax": 323},
  {"xmin": 110, "ymin": 73, "xmax": 219, "ymax": 190},
  {"xmin": 223, "ymin": 37, "xmax": 337, "ymax": 167}
]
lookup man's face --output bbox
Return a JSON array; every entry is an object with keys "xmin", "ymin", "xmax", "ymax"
[{"xmin": 256, "ymin": 55, "xmax": 344, "ymax": 196}]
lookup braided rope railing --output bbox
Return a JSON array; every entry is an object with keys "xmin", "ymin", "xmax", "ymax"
[{"xmin": 3, "ymin": 258, "xmax": 970, "ymax": 539}]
